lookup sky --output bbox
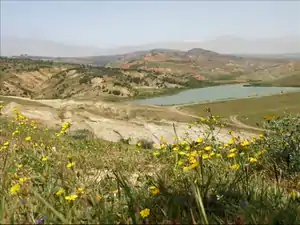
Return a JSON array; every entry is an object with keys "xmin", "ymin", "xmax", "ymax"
[{"xmin": 1, "ymin": 0, "xmax": 299, "ymax": 48}]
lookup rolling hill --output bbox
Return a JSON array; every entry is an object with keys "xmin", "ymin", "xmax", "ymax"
[
  {"xmin": 0, "ymin": 57, "xmax": 217, "ymax": 100},
  {"xmin": 1, "ymin": 47, "xmax": 300, "ymax": 101},
  {"xmin": 24, "ymin": 47, "xmax": 299, "ymax": 83},
  {"xmin": 100, "ymin": 48, "xmax": 300, "ymax": 82}
]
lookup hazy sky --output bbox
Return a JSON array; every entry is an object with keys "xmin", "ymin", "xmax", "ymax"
[{"xmin": 1, "ymin": 1, "xmax": 299, "ymax": 48}]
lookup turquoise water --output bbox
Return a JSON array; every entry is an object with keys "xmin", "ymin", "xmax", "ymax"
[{"xmin": 132, "ymin": 85, "xmax": 300, "ymax": 106}]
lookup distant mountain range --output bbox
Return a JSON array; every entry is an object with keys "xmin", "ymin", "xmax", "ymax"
[{"xmin": 1, "ymin": 36, "xmax": 300, "ymax": 57}]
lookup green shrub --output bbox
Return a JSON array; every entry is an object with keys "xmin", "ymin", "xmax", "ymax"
[
  {"xmin": 79, "ymin": 76, "xmax": 91, "ymax": 85},
  {"xmin": 263, "ymin": 114, "xmax": 300, "ymax": 174},
  {"xmin": 112, "ymin": 90, "xmax": 121, "ymax": 96}
]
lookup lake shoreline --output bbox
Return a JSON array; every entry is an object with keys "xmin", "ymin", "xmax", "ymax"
[
  {"xmin": 123, "ymin": 82, "xmax": 248, "ymax": 102},
  {"xmin": 172, "ymin": 91, "xmax": 300, "ymax": 108},
  {"xmin": 131, "ymin": 85, "xmax": 300, "ymax": 106}
]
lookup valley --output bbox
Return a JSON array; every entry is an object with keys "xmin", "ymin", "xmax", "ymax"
[
  {"xmin": 2, "ymin": 47, "xmax": 300, "ymax": 102},
  {"xmin": 2, "ymin": 1, "xmax": 300, "ymax": 223},
  {"xmin": 1, "ymin": 48, "xmax": 300, "ymax": 140}
]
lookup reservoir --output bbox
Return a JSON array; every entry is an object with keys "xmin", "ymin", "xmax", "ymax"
[{"xmin": 132, "ymin": 85, "xmax": 300, "ymax": 106}]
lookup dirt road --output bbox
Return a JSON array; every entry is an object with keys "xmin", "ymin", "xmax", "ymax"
[{"xmin": 170, "ymin": 104, "xmax": 264, "ymax": 132}]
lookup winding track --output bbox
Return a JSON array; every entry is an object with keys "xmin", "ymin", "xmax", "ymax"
[
  {"xmin": 229, "ymin": 115, "xmax": 265, "ymax": 132},
  {"xmin": 169, "ymin": 103, "xmax": 264, "ymax": 132}
]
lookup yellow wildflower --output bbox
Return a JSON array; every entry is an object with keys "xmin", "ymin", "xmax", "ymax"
[
  {"xmin": 178, "ymin": 151, "xmax": 186, "ymax": 156},
  {"xmin": 249, "ymin": 157, "xmax": 258, "ymax": 163},
  {"xmin": 185, "ymin": 145, "xmax": 191, "ymax": 151},
  {"xmin": 228, "ymin": 138, "xmax": 235, "ymax": 145},
  {"xmin": 67, "ymin": 162, "xmax": 75, "ymax": 168},
  {"xmin": 204, "ymin": 146, "xmax": 212, "ymax": 151},
  {"xmin": 197, "ymin": 137, "xmax": 204, "ymax": 143},
  {"xmin": 19, "ymin": 177, "xmax": 30, "ymax": 183},
  {"xmin": 227, "ymin": 153, "xmax": 237, "ymax": 158},
  {"xmin": 152, "ymin": 151, "xmax": 160, "ymax": 156},
  {"xmin": 137, "ymin": 142, "xmax": 142, "ymax": 147},
  {"xmin": 159, "ymin": 144, "xmax": 166, "ymax": 150},
  {"xmin": 229, "ymin": 148, "xmax": 237, "ymax": 153},
  {"xmin": 10, "ymin": 183, "xmax": 21, "ymax": 195},
  {"xmin": 65, "ymin": 194, "xmax": 78, "ymax": 201},
  {"xmin": 202, "ymin": 154, "xmax": 210, "ymax": 159},
  {"xmin": 149, "ymin": 186, "xmax": 160, "ymax": 195},
  {"xmin": 231, "ymin": 164, "xmax": 240, "ymax": 170},
  {"xmin": 189, "ymin": 157, "xmax": 197, "ymax": 164},
  {"xmin": 173, "ymin": 146, "xmax": 179, "ymax": 151},
  {"xmin": 25, "ymin": 136, "xmax": 31, "ymax": 141},
  {"xmin": 76, "ymin": 188, "xmax": 85, "ymax": 195},
  {"xmin": 183, "ymin": 166, "xmax": 190, "ymax": 172},
  {"xmin": 216, "ymin": 153, "xmax": 222, "ymax": 158},
  {"xmin": 12, "ymin": 130, "xmax": 19, "ymax": 136},
  {"xmin": 241, "ymin": 140, "xmax": 250, "ymax": 147},
  {"xmin": 189, "ymin": 151, "xmax": 198, "ymax": 157},
  {"xmin": 41, "ymin": 157, "xmax": 48, "ymax": 161},
  {"xmin": 56, "ymin": 188, "xmax": 65, "ymax": 196},
  {"xmin": 290, "ymin": 190, "xmax": 299, "ymax": 199},
  {"xmin": 181, "ymin": 140, "xmax": 188, "ymax": 145},
  {"xmin": 140, "ymin": 208, "xmax": 150, "ymax": 219},
  {"xmin": 177, "ymin": 160, "xmax": 184, "ymax": 166},
  {"xmin": 209, "ymin": 152, "xmax": 216, "ymax": 157},
  {"xmin": 17, "ymin": 164, "xmax": 23, "ymax": 169},
  {"xmin": 189, "ymin": 162, "xmax": 199, "ymax": 169}
]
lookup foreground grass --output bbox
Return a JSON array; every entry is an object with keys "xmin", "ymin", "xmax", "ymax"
[
  {"xmin": 0, "ymin": 105, "xmax": 300, "ymax": 224},
  {"xmin": 181, "ymin": 92, "xmax": 300, "ymax": 127}
]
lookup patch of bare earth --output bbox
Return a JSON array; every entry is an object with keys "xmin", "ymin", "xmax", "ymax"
[{"xmin": 1, "ymin": 97, "xmax": 255, "ymax": 147}]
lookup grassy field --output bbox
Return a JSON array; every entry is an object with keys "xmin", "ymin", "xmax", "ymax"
[
  {"xmin": 266, "ymin": 73, "xmax": 300, "ymax": 87},
  {"xmin": 0, "ymin": 104, "xmax": 299, "ymax": 224},
  {"xmin": 246, "ymin": 73, "xmax": 300, "ymax": 88},
  {"xmin": 180, "ymin": 92, "xmax": 300, "ymax": 127}
]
